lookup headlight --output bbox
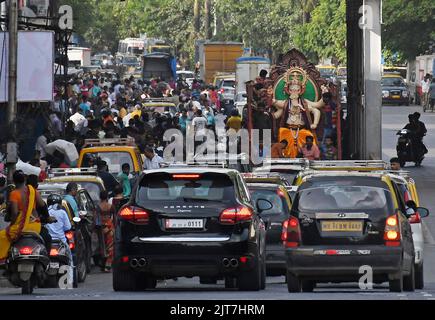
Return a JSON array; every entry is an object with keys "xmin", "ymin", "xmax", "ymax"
[
  {"xmin": 402, "ymin": 91, "xmax": 409, "ymax": 97},
  {"xmin": 382, "ymin": 90, "xmax": 390, "ymax": 98}
]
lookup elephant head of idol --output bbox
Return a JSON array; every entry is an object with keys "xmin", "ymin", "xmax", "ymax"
[{"xmin": 284, "ymin": 67, "xmax": 308, "ymax": 100}]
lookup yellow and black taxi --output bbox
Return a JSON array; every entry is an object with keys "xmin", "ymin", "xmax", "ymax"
[
  {"xmin": 45, "ymin": 168, "xmax": 106, "ymax": 205},
  {"xmin": 142, "ymin": 99, "xmax": 178, "ymax": 118},
  {"xmin": 382, "ymin": 73, "xmax": 410, "ymax": 106},
  {"xmin": 78, "ymin": 138, "xmax": 144, "ymax": 175},
  {"xmin": 283, "ymin": 171, "xmax": 422, "ymax": 293},
  {"xmin": 113, "ymin": 167, "xmax": 270, "ymax": 291}
]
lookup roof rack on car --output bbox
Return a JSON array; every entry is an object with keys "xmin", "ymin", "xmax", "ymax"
[
  {"xmin": 83, "ymin": 138, "xmax": 136, "ymax": 148},
  {"xmin": 48, "ymin": 168, "xmax": 98, "ymax": 178},
  {"xmin": 374, "ymin": 170, "xmax": 411, "ymax": 179},
  {"xmin": 308, "ymin": 160, "xmax": 389, "ymax": 171},
  {"xmin": 263, "ymin": 159, "xmax": 310, "ymax": 166},
  {"xmin": 161, "ymin": 161, "xmax": 227, "ymax": 168},
  {"xmin": 241, "ymin": 172, "xmax": 282, "ymax": 179}
]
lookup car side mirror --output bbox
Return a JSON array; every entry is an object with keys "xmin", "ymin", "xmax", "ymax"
[
  {"xmin": 417, "ymin": 207, "xmax": 430, "ymax": 218},
  {"xmin": 256, "ymin": 199, "xmax": 273, "ymax": 214}
]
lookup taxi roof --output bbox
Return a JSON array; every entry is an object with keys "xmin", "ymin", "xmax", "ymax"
[
  {"xmin": 45, "ymin": 175, "xmax": 104, "ymax": 184},
  {"xmin": 81, "ymin": 146, "xmax": 138, "ymax": 152},
  {"xmin": 301, "ymin": 170, "xmax": 390, "ymax": 180}
]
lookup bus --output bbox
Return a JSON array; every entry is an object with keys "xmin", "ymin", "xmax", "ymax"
[{"xmin": 117, "ymin": 38, "xmax": 145, "ymax": 57}]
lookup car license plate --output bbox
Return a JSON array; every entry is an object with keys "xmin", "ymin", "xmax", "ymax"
[
  {"xmin": 49, "ymin": 262, "xmax": 60, "ymax": 269},
  {"xmin": 321, "ymin": 220, "xmax": 363, "ymax": 232},
  {"xmin": 166, "ymin": 219, "xmax": 204, "ymax": 229},
  {"xmin": 392, "ymin": 95, "xmax": 401, "ymax": 99}
]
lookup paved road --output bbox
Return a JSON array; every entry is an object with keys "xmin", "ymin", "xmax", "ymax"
[{"xmin": 1, "ymin": 105, "xmax": 435, "ymax": 300}]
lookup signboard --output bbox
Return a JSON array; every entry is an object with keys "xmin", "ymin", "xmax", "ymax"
[{"xmin": 0, "ymin": 31, "xmax": 54, "ymax": 102}]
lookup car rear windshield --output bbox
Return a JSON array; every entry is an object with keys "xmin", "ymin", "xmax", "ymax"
[
  {"xmin": 250, "ymin": 189, "xmax": 290, "ymax": 215},
  {"xmin": 136, "ymin": 173, "xmax": 236, "ymax": 204},
  {"xmin": 82, "ymin": 152, "xmax": 134, "ymax": 172},
  {"xmin": 295, "ymin": 186, "xmax": 393, "ymax": 214}
]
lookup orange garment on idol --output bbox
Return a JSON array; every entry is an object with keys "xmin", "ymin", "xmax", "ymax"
[
  {"xmin": 278, "ymin": 128, "xmax": 316, "ymax": 158},
  {"xmin": 0, "ymin": 186, "xmax": 41, "ymax": 263}
]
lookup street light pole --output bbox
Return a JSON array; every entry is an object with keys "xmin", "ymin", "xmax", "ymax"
[{"xmin": 6, "ymin": 0, "xmax": 18, "ymax": 182}]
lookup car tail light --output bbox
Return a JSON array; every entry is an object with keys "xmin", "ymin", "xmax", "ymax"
[
  {"xmin": 277, "ymin": 190, "xmax": 286, "ymax": 197},
  {"xmin": 119, "ymin": 206, "xmax": 149, "ymax": 224},
  {"xmin": 281, "ymin": 216, "xmax": 301, "ymax": 248},
  {"xmin": 65, "ymin": 231, "xmax": 75, "ymax": 250},
  {"xmin": 50, "ymin": 248, "xmax": 59, "ymax": 256},
  {"xmin": 65, "ymin": 231, "xmax": 73, "ymax": 241},
  {"xmin": 384, "ymin": 214, "xmax": 401, "ymax": 246},
  {"xmin": 219, "ymin": 206, "xmax": 253, "ymax": 224},
  {"xmin": 19, "ymin": 247, "xmax": 33, "ymax": 255},
  {"xmin": 408, "ymin": 212, "xmax": 421, "ymax": 224}
]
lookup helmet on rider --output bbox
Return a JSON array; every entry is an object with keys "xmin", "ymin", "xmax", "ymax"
[{"xmin": 47, "ymin": 194, "xmax": 63, "ymax": 207}]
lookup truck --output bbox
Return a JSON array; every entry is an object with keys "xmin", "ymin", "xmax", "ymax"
[
  {"xmin": 67, "ymin": 47, "xmax": 91, "ymax": 67},
  {"xmin": 195, "ymin": 41, "xmax": 244, "ymax": 84},
  {"xmin": 144, "ymin": 38, "xmax": 172, "ymax": 55},
  {"xmin": 142, "ymin": 52, "xmax": 177, "ymax": 82},
  {"xmin": 235, "ymin": 56, "xmax": 270, "ymax": 94}
]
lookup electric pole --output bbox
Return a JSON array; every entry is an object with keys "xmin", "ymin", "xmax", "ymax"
[{"xmin": 6, "ymin": 0, "xmax": 18, "ymax": 182}]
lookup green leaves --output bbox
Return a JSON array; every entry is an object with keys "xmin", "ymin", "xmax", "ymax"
[
  {"xmin": 61, "ymin": 0, "xmax": 434, "ymax": 66},
  {"xmin": 382, "ymin": 0, "xmax": 435, "ymax": 60},
  {"xmin": 294, "ymin": 0, "xmax": 346, "ymax": 64}
]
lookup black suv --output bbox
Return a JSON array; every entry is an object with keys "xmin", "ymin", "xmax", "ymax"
[
  {"xmin": 284, "ymin": 174, "xmax": 416, "ymax": 293},
  {"xmin": 113, "ymin": 167, "xmax": 269, "ymax": 291}
]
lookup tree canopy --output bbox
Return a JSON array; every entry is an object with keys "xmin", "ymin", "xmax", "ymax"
[{"xmin": 62, "ymin": 0, "xmax": 434, "ymax": 66}]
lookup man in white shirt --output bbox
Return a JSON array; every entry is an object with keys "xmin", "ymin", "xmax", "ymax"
[
  {"xmin": 143, "ymin": 147, "xmax": 164, "ymax": 170},
  {"xmin": 421, "ymin": 75, "xmax": 431, "ymax": 107},
  {"xmin": 192, "ymin": 109, "xmax": 207, "ymax": 135}
]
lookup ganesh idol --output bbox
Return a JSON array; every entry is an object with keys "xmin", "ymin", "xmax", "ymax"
[{"xmin": 272, "ymin": 66, "xmax": 329, "ymax": 158}]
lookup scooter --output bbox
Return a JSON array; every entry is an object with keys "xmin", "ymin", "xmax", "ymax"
[
  {"xmin": 396, "ymin": 129, "xmax": 425, "ymax": 167},
  {"xmin": 44, "ymin": 228, "xmax": 78, "ymax": 289},
  {"xmin": 5, "ymin": 232, "xmax": 50, "ymax": 294}
]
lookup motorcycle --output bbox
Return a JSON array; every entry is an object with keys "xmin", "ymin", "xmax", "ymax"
[
  {"xmin": 396, "ymin": 129, "xmax": 425, "ymax": 167},
  {"xmin": 5, "ymin": 231, "xmax": 50, "ymax": 294},
  {"xmin": 44, "ymin": 224, "xmax": 79, "ymax": 289}
]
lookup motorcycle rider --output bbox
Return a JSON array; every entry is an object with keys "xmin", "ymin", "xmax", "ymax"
[
  {"xmin": 45, "ymin": 194, "xmax": 74, "ymax": 286},
  {"xmin": 404, "ymin": 113, "xmax": 428, "ymax": 165},
  {"xmin": 0, "ymin": 171, "xmax": 54, "ymax": 265}
]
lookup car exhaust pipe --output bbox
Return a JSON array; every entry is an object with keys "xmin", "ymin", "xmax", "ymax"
[
  {"xmin": 222, "ymin": 258, "xmax": 230, "ymax": 268},
  {"xmin": 138, "ymin": 258, "xmax": 147, "ymax": 267},
  {"xmin": 130, "ymin": 258, "xmax": 138, "ymax": 268},
  {"xmin": 230, "ymin": 258, "xmax": 239, "ymax": 268}
]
